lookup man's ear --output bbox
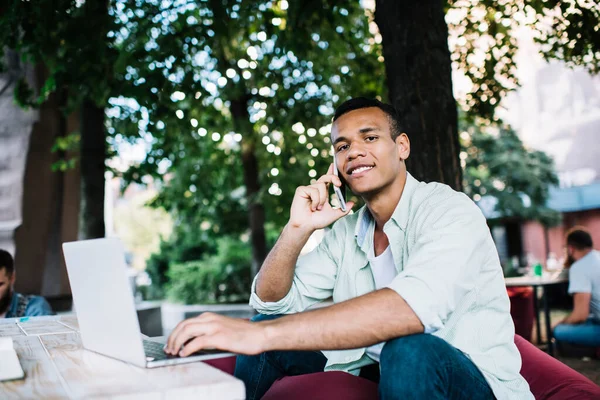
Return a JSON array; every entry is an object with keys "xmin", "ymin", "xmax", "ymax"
[
  {"xmin": 396, "ymin": 133, "xmax": 410, "ymax": 161},
  {"xmin": 10, "ymin": 272, "xmax": 16, "ymax": 286}
]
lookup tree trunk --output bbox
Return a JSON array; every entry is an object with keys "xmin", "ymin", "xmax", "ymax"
[
  {"xmin": 78, "ymin": 100, "xmax": 106, "ymax": 239},
  {"xmin": 230, "ymin": 99, "xmax": 267, "ymax": 277},
  {"xmin": 375, "ymin": 0, "xmax": 462, "ymax": 191},
  {"xmin": 14, "ymin": 63, "xmax": 80, "ymax": 301}
]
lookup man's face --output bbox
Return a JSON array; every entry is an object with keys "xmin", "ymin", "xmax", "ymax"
[
  {"xmin": 331, "ymin": 107, "xmax": 410, "ymax": 197},
  {"xmin": 0, "ymin": 268, "xmax": 15, "ymax": 315}
]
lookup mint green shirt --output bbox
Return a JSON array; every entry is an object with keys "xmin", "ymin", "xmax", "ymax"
[{"xmin": 250, "ymin": 172, "xmax": 533, "ymax": 399}]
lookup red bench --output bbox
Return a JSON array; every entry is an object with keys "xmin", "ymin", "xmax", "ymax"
[{"xmin": 205, "ymin": 335, "xmax": 600, "ymax": 399}]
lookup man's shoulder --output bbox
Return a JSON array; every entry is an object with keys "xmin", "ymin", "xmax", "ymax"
[
  {"xmin": 573, "ymin": 251, "xmax": 600, "ymax": 273},
  {"xmin": 411, "ymin": 180, "xmax": 480, "ymax": 220},
  {"xmin": 23, "ymin": 294, "xmax": 53, "ymax": 316},
  {"xmin": 25, "ymin": 294, "xmax": 49, "ymax": 303}
]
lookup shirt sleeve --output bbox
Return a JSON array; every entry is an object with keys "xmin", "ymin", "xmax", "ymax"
[
  {"xmin": 386, "ymin": 194, "xmax": 491, "ymax": 334},
  {"xmin": 25, "ymin": 296, "xmax": 54, "ymax": 317},
  {"xmin": 249, "ymin": 227, "xmax": 341, "ymax": 315},
  {"xmin": 568, "ymin": 265, "xmax": 592, "ymax": 294}
]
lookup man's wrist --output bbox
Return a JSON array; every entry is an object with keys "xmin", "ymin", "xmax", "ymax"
[
  {"xmin": 284, "ymin": 223, "xmax": 314, "ymax": 242},
  {"xmin": 259, "ymin": 319, "xmax": 281, "ymax": 352}
]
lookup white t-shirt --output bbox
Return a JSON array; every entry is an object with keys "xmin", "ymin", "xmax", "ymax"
[{"xmin": 365, "ymin": 246, "xmax": 397, "ymax": 362}]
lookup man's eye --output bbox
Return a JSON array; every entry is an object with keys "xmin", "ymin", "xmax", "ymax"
[
  {"xmin": 366, "ymin": 136, "xmax": 377, "ymax": 142},
  {"xmin": 337, "ymin": 144, "xmax": 349, "ymax": 152}
]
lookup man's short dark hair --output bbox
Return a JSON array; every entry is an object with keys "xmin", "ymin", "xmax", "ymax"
[
  {"xmin": 333, "ymin": 97, "xmax": 403, "ymax": 141},
  {"xmin": 0, "ymin": 249, "xmax": 14, "ymax": 276},
  {"xmin": 566, "ymin": 227, "xmax": 593, "ymax": 250}
]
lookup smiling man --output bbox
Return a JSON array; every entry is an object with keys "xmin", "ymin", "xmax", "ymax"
[{"xmin": 165, "ymin": 98, "xmax": 533, "ymax": 399}]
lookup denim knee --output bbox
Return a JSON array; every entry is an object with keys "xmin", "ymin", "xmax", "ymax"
[
  {"xmin": 236, "ymin": 314, "xmax": 285, "ymax": 374},
  {"xmin": 380, "ymin": 334, "xmax": 442, "ymax": 367},
  {"xmin": 553, "ymin": 324, "xmax": 566, "ymax": 341}
]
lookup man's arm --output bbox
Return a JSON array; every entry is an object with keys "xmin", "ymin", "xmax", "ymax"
[
  {"xmin": 560, "ymin": 293, "xmax": 591, "ymax": 324},
  {"xmin": 167, "ymin": 288, "xmax": 423, "ymax": 356},
  {"xmin": 254, "ymin": 225, "xmax": 312, "ymax": 302},
  {"xmin": 254, "ymin": 164, "xmax": 353, "ymax": 303},
  {"xmin": 261, "ymin": 288, "xmax": 423, "ymax": 351}
]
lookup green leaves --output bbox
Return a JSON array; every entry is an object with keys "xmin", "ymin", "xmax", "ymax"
[
  {"xmin": 108, "ymin": 0, "xmax": 384, "ymax": 236},
  {"xmin": 51, "ymin": 131, "xmax": 80, "ymax": 153},
  {"xmin": 1, "ymin": 0, "xmax": 118, "ymax": 112},
  {"xmin": 165, "ymin": 236, "xmax": 252, "ymax": 304},
  {"xmin": 50, "ymin": 132, "xmax": 80, "ymax": 172},
  {"xmin": 447, "ymin": 0, "xmax": 600, "ymax": 120},
  {"xmin": 460, "ymin": 115, "xmax": 560, "ymax": 226}
]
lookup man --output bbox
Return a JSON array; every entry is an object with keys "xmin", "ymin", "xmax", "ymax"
[
  {"xmin": 165, "ymin": 98, "xmax": 532, "ymax": 399},
  {"xmin": 0, "ymin": 249, "xmax": 53, "ymax": 318},
  {"xmin": 553, "ymin": 228, "xmax": 600, "ymax": 347}
]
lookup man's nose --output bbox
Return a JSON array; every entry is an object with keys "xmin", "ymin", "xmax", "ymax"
[{"xmin": 346, "ymin": 142, "xmax": 367, "ymax": 161}]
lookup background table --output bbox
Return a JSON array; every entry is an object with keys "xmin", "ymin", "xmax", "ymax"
[
  {"xmin": 505, "ymin": 275, "xmax": 568, "ymax": 357},
  {"xmin": 0, "ymin": 314, "xmax": 245, "ymax": 399}
]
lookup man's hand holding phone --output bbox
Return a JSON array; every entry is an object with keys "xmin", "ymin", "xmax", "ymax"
[{"xmin": 288, "ymin": 164, "xmax": 354, "ymax": 234}]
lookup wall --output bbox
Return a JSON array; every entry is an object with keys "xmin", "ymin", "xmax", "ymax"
[{"xmin": 521, "ymin": 209, "xmax": 600, "ymax": 265}]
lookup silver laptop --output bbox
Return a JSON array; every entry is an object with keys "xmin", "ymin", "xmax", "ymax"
[{"xmin": 62, "ymin": 238, "xmax": 233, "ymax": 368}]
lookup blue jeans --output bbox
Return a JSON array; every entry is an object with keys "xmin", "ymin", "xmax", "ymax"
[
  {"xmin": 554, "ymin": 318, "xmax": 600, "ymax": 347},
  {"xmin": 234, "ymin": 314, "xmax": 494, "ymax": 400}
]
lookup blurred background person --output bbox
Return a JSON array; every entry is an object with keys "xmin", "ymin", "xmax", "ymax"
[
  {"xmin": 0, "ymin": 249, "xmax": 53, "ymax": 318},
  {"xmin": 553, "ymin": 228, "xmax": 600, "ymax": 348}
]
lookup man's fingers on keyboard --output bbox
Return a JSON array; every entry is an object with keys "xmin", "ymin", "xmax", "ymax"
[{"xmin": 180, "ymin": 335, "xmax": 218, "ymax": 357}]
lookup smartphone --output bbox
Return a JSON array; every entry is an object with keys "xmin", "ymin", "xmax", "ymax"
[{"xmin": 332, "ymin": 156, "xmax": 347, "ymax": 212}]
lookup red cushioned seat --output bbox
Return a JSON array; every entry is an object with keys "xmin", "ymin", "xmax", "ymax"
[
  {"xmin": 507, "ymin": 286, "xmax": 535, "ymax": 342},
  {"xmin": 514, "ymin": 334, "xmax": 600, "ymax": 399},
  {"xmin": 204, "ymin": 356, "xmax": 237, "ymax": 375},
  {"xmin": 263, "ymin": 371, "xmax": 377, "ymax": 400},
  {"xmin": 206, "ymin": 335, "xmax": 600, "ymax": 399}
]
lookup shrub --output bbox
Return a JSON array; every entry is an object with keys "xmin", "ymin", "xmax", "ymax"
[{"xmin": 165, "ymin": 236, "xmax": 252, "ymax": 304}]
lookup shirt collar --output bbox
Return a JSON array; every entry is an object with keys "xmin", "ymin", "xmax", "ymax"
[
  {"xmin": 354, "ymin": 171, "xmax": 419, "ymax": 247},
  {"xmin": 390, "ymin": 171, "xmax": 419, "ymax": 231}
]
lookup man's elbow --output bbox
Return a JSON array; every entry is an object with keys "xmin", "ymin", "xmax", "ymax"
[
  {"xmin": 569, "ymin": 311, "xmax": 589, "ymax": 324},
  {"xmin": 258, "ymin": 293, "xmax": 285, "ymax": 303},
  {"xmin": 254, "ymin": 287, "xmax": 290, "ymax": 304}
]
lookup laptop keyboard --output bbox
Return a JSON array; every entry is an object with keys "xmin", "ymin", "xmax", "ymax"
[
  {"xmin": 143, "ymin": 339, "xmax": 176, "ymax": 361},
  {"xmin": 143, "ymin": 339, "xmax": 228, "ymax": 361}
]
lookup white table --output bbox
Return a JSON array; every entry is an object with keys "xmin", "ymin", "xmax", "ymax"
[
  {"xmin": 505, "ymin": 275, "xmax": 569, "ymax": 356},
  {"xmin": 0, "ymin": 314, "xmax": 245, "ymax": 399}
]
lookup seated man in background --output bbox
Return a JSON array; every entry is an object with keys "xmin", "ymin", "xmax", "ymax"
[
  {"xmin": 553, "ymin": 228, "xmax": 600, "ymax": 347},
  {"xmin": 0, "ymin": 249, "xmax": 54, "ymax": 318}
]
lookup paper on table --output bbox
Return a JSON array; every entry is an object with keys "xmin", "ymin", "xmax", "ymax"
[{"xmin": 0, "ymin": 337, "xmax": 25, "ymax": 381}]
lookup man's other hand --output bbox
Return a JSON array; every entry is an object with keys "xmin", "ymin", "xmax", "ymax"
[{"xmin": 288, "ymin": 164, "xmax": 354, "ymax": 233}]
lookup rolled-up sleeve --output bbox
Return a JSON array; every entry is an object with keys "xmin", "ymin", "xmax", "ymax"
[
  {"xmin": 249, "ymin": 228, "xmax": 340, "ymax": 315},
  {"xmin": 387, "ymin": 196, "xmax": 488, "ymax": 333}
]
